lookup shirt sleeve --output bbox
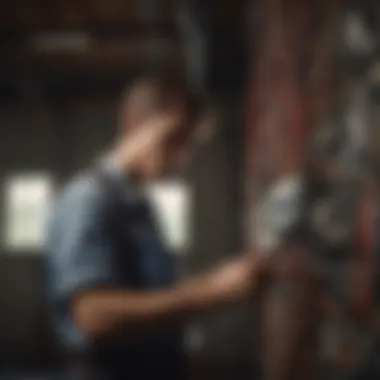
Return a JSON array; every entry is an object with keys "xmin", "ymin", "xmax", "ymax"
[{"xmin": 48, "ymin": 177, "xmax": 118, "ymax": 302}]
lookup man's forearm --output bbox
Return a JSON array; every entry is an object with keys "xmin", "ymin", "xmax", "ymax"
[{"xmin": 72, "ymin": 275, "xmax": 228, "ymax": 342}]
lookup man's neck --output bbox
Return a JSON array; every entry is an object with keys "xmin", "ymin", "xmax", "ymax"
[{"xmin": 111, "ymin": 145, "xmax": 146, "ymax": 184}]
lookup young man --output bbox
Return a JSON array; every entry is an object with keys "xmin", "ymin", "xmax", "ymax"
[{"xmin": 45, "ymin": 73, "xmax": 267, "ymax": 380}]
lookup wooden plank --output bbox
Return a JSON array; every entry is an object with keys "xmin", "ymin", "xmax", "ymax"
[
  {"xmin": 0, "ymin": 0, "xmax": 174, "ymax": 31},
  {"xmin": 0, "ymin": 36, "xmax": 181, "ymax": 73}
]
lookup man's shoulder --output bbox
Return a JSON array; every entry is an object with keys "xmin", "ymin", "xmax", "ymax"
[
  {"xmin": 65, "ymin": 172, "xmax": 102, "ymax": 199},
  {"xmin": 56, "ymin": 170, "xmax": 112, "ymax": 214},
  {"xmin": 45, "ymin": 173, "xmax": 104, "ymax": 248}
]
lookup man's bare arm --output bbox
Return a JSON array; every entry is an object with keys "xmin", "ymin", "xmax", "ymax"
[{"xmin": 72, "ymin": 257, "xmax": 265, "ymax": 343}]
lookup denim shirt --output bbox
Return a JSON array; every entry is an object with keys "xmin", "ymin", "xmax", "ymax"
[{"xmin": 44, "ymin": 161, "xmax": 183, "ymax": 379}]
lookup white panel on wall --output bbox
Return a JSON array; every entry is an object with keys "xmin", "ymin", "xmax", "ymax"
[
  {"xmin": 146, "ymin": 181, "xmax": 192, "ymax": 255},
  {"xmin": 3, "ymin": 173, "xmax": 53, "ymax": 252}
]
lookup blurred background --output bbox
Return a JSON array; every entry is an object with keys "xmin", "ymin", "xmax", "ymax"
[{"xmin": 1, "ymin": 1, "xmax": 380, "ymax": 379}]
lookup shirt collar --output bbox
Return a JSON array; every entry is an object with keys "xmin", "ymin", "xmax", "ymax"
[
  {"xmin": 99, "ymin": 152, "xmax": 145, "ymax": 202},
  {"xmin": 99, "ymin": 152, "xmax": 125, "ymax": 179}
]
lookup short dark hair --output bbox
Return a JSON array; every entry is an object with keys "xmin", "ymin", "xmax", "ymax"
[
  {"xmin": 124, "ymin": 68, "xmax": 184, "ymax": 107},
  {"xmin": 121, "ymin": 68, "xmax": 201, "ymax": 127}
]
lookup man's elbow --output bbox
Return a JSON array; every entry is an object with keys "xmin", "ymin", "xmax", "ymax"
[{"xmin": 71, "ymin": 294, "xmax": 115, "ymax": 342}]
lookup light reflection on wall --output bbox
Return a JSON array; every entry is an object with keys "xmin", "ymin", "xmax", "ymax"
[
  {"xmin": 3, "ymin": 174, "xmax": 53, "ymax": 252},
  {"xmin": 146, "ymin": 181, "xmax": 192, "ymax": 255}
]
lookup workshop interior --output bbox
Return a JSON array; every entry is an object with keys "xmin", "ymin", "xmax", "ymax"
[{"xmin": 1, "ymin": 0, "xmax": 380, "ymax": 379}]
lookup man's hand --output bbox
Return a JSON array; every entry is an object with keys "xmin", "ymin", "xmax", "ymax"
[
  {"xmin": 205, "ymin": 255, "xmax": 269, "ymax": 304},
  {"xmin": 72, "ymin": 255, "xmax": 269, "ymax": 341}
]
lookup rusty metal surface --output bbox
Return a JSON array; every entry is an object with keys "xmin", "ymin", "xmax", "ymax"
[{"xmin": 246, "ymin": 0, "xmax": 380, "ymax": 378}]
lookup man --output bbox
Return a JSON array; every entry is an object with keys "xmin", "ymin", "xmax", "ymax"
[{"xmin": 45, "ymin": 72, "xmax": 266, "ymax": 380}]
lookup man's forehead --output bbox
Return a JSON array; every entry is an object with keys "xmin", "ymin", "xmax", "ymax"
[
  {"xmin": 126, "ymin": 110, "xmax": 217, "ymax": 157},
  {"xmin": 125, "ymin": 80, "xmax": 186, "ymax": 112}
]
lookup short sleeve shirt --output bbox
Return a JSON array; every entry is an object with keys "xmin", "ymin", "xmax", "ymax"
[{"xmin": 44, "ymin": 161, "xmax": 183, "ymax": 379}]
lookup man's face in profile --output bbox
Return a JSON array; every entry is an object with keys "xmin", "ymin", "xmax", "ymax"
[{"xmin": 143, "ymin": 106, "xmax": 192, "ymax": 179}]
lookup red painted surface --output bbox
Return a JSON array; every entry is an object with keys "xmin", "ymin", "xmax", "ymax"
[{"xmin": 245, "ymin": 0, "xmax": 378, "ymax": 378}]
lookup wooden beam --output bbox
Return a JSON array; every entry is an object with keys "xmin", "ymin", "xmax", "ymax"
[
  {"xmin": 0, "ymin": 23, "xmax": 177, "ymax": 38},
  {"xmin": 0, "ymin": 0, "xmax": 174, "ymax": 31},
  {"xmin": 0, "ymin": 35, "xmax": 182, "ymax": 73}
]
